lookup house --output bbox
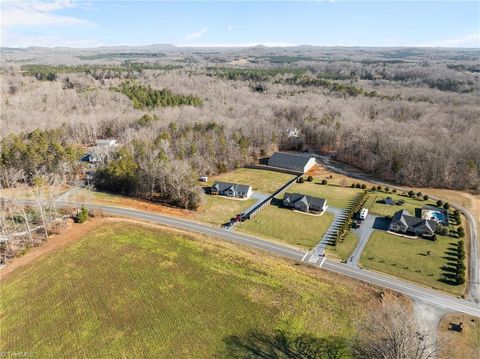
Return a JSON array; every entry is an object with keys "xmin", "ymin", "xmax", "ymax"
[
  {"xmin": 210, "ymin": 182, "xmax": 253, "ymax": 199},
  {"xmin": 283, "ymin": 192, "xmax": 327, "ymax": 214},
  {"xmin": 80, "ymin": 139, "xmax": 117, "ymax": 164},
  {"xmin": 268, "ymin": 152, "xmax": 316, "ymax": 173},
  {"xmin": 388, "ymin": 209, "xmax": 437, "ymax": 238}
]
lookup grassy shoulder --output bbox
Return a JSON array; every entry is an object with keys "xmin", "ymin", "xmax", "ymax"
[
  {"xmin": 0, "ymin": 221, "xmax": 384, "ymax": 358},
  {"xmin": 237, "ymin": 204, "xmax": 334, "ymax": 250},
  {"xmin": 325, "ymin": 231, "xmax": 359, "ymax": 262},
  {"xmin": 438, "ymin": 313, "xmax": 480, "ymax": 359},
  {"xmin": 205, "ymin": 168, "xmax": 295, "ymax": 194},
  {"xmin": 360, "ymin": 230, "xmax": 467, "ymax": 296}
]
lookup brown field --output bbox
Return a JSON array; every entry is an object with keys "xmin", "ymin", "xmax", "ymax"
[{"xmin": 438, "ymin": 313, "xmax": 480, "ymax": 359}]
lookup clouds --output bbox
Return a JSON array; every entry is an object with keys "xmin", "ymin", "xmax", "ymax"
[
  {"xmin": 184, "ymin": 27, "xmax": 208, "ymax": 40},
  {"xmin": 1, "ymin": 0, "xmax": 93, "ymax": 28},
  {"xmin": 227, "ymin": 24, "xmax": 232, "ymax": 31},
  {"xmin": 419, "ymin": 33, "xmax": 480, "ymax": 48},
  {"xmin": 2, "ymin": 32, "xmax": 104, "ymax": 48}
]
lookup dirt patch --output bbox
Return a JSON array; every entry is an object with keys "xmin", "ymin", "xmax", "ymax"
[
  {"xmin": 72, "ymin": 190, "xmax": 194, "ymax": 218},
  {"xmin": 438, "ymin": 312, "xmax": 480, "ymax": 359}
]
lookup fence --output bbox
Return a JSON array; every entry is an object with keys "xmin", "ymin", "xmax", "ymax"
[{"xmin": 242, "ymin": 174, "xmax": 302, "ymax": 220}]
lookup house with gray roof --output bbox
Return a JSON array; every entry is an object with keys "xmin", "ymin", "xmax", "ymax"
[
  {"xmin": 283, "ymin": 192, "xmax": 327, "ymax": 214},
  {"xmin": 210, "ymin": 182, "xmax": 253, "ymax": 199},
  {"xmin": 268, "ymin": 152, "xmax": 316, "ymax": 173},
  {"xmin": 388, "ymin": 209, "xmax": 437, "ymax": 238}
]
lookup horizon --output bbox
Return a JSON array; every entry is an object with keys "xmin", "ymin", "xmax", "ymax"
[{"xmin": 1, "ymin": 0, "xmax": 479, "ymax": 49}]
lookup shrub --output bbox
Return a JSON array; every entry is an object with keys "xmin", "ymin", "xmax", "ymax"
[
  {"xmin": 355, "ymin": 183, "xmax": 361, "ymax": 189},
  {"xmin": 456, "ymin": 217, "xmax": 462, "ymax": 225},
  {"xmin": 76, "ymin": 206, "xmax": 89, "ymax": 223},
  {"xmin": 298, "ymin": 177, "xmax": 305, "ymax": 183},
  {"xmin": 423, "ymin": 194, "xmax": 429, "ymax": 201},
  {"xmin": 351, "ymin": 183, "xmax": 355, "ymax": 188},
  {"xmin": 361, "ymin": 184, "xmax": 367, "ymax": 189},
  {"xmin": 457, "ymin": 227, "xmax": 465, "ymax": 237},
  {"xmin": 321, "ymin": 179, "xmax": 328, "ymax": 185},
  {"xmin": 307, "ymin": 175, "xmax": 313, "ymax": 182},
  {"xmin": 408, "ymin": 190, "xmax": 415, "ymax": 197},
  {"xmin": 384, "ymin": 186, "xmax": 390, "ymax": 192},
  {"xmin": 456, "ymin": 273, "xmax": 465, "ymax": 285},
  {"xmin": 376, "ymin": 185, "xmax": 382, "ymax": 191},
  {"xmin": 392, "ymin": 189, "xmax": 397, "ymax": 193},
  {"xmin": 371, "ymin": 186, "xmax": 376, "ymax": 191},
  {"xmin": 453, "ymin": 209, "xmax": 460, "ymax": 216},
  {"xmin": 443, "ymin": 202, "xmax": 450, "ymax": 210},
  {"xmin": 436, "ymin": 199, "xmax": 443, "ymax": 207},
  {"xmin": 416, "ymin": 191, "xmax": 423, "ymax": 198}
]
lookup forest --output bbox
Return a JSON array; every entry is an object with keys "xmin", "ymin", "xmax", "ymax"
[{"xmin": 1, "ymin": 46, "xmax": 479, "ymax": 208}]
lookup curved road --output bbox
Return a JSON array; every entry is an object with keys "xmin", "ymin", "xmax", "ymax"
[
  {"xmin": 314, "ymin": 154, "xmax": 480, "ymax": 305},
  {"xmin": 63, "ymin": 201, "xmax": 479, "ymax": 318}
]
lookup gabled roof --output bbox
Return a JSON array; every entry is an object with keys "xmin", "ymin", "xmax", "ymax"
[
  {"xmin": 212, "ymin": 181, "xmax": 251, "ymax": 193},
  {"xmin": 268, "ymin": 152, "xmax": 314, "ymax": 169},
  {"xmin": 391, "ymin": 209, "xmax": 437, "ymax": 232},
  {"xmin": 283, "ymin": 192, "xmax": 326, "ymax": 209}
]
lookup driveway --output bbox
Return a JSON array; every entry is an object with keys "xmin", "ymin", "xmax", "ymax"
[
  {"xmin": 348, "ymin": 214, "xmax": 382, "ymax": 267},
  {"xmin": 242, "ymin": 191, "xmax": 270, "ymax": 214}
]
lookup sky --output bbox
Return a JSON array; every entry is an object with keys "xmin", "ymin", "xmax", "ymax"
[{"xmin": 1, "ymin": 0, "xmax": 479, "ymax": 48}]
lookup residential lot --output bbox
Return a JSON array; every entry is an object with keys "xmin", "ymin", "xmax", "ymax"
[
  {"xmin": 360, "ymin": 230, "xmax": 467, "ymax": 295},
  {"xmin": 193, "ymin": 195, "xmax": 256, "ymax": 225},
  {"xmin": 364, "ymin": 192, "xmax": 438, "ymax": 217},
  {"xmin": 238, "ymin": 204, "xmax": 334, "ymax": 249},
  {"xmin": 288, "ymin": 181, "xmax": 361, "ymax": 209},
  {"xmin": 205, "ymin": 168, "xmax": 295, "ymax": 194},
  {"xmin": 1, "ymin": 221, "xmax": 382, "ymax": 358}
]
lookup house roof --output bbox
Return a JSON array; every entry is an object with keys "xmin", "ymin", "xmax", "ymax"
[
  {"xmin": 391, "ymin": 209, "xmax": 437, "ymax": 232},
  {"xmin": 268, "ymin": 152, "xmax": 314, "ymax": 169},
  {"xmin": 212, "ymin": 181, "xmax": 251, "ymax": 193},
  {"xmin": 283, "ymin": 192, "xmax": 326, "ymax": 209}
]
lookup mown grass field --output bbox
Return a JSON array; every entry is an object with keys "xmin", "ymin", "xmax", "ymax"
[
  {"xmin": 288, "ymin": 182, "xmax": 361, "ymax": 209},
  {"xmin": 364, "ymin": 192, "xmax": 437, "ymax": 217},
  {"xmin": 0, "ymin": 222, "xmax": 380, "ymax": 358},
  {"xmin": 325, "ymin": 232, "xmax": 359, "ymax": 262},
  {"xmin": 193, "ymin": 195, "xmax": 256, "ymax": 225},
  {"xmin": 238, "ymin": 205, "xmax": 334, "ymax": 249},
  {"xmin": 206, "ymin": 168, "xmax": 295, "ymax": 194},
  {"xmin": 360, "ymin": 230, "xmax": 467, "ymax": 295}
]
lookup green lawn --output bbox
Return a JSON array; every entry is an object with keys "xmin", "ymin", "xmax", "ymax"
[
  {"xmin": 237, "ymin": 205, "xmax": 334, "ymax": 249},
  {"xmin": 0, "ymin": 222, "xmax": 380, "ymax": 358},
  {"xmin": 193, "ymin": 195, "xmax": 256, "ymax": 225},
  {"xmin": 288, "ymin": 182, "xmax": 361, "ymax": 209},
  {"xmin": 360, "ymin": 230, "xmax": 466, "ymax": 296},
  {"xmin": 325, "ymin": 231, "xmax": 359, "ymax": 261},
  {"xmin": 206, "ymin": 168, "xmax": 295, "ymax": 194},
  {"xmin": 365, "ymin": 192, "xmax": 437, "ymax": 217}
]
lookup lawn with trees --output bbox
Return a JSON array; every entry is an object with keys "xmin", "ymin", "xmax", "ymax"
[
  {"xmin": 1, "ymin": 222, "xmax": 384, "ymax": 358},
  {"xmin": 289, "ymin": 180, "xmax": 361, "ymax": 208},
  {"xmin": 360, "ymin": 230, "xmax": 468, "ymax": 295}
]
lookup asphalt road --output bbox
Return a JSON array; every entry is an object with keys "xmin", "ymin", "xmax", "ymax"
[
  {"xmin": 314, "ymin": 154, "xmax": 480, "ymax": 305},
  {"xmin": 66, "ymin": 201, "xmax": 480, "ymax": 318}
]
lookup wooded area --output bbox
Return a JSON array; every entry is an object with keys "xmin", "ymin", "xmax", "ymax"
[{"xmin": 1, "ymin": 47, "xmax": 479, "ymax": 207}]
